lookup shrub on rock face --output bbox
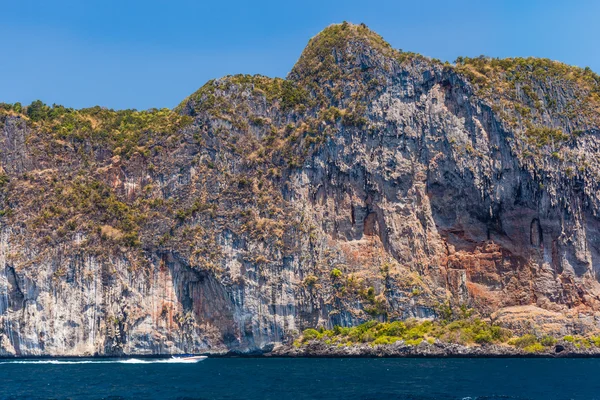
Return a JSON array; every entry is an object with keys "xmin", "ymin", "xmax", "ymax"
[
  {"xmin": 540, "ymin": 336, "xmax": 557, "ymax": 347},
  {"xmin": 474, "ymin": 331, "xmax": 493, "ymax": 344},
  {"xmin": 568, "ymin": 336, "xmax": 592, "ymax": 349},
  {"xmin": 511, "ymin": 334, "xmax": 539, "ymax": 349},
  {"xmin": 0, "ymin": 173, "xmax": 9, "ymax": 187},
  {"xmin": 405, "ymin": 323, "xmax": 431, "ymax": 340},
  {"xmin": 563, "ymin": 335, "xmax": 575, "ymax": 343},
  {"xmin": 302, "ymin": 328, "xmax": 321, "ymax": 341},
  {"xmin": 333, "ymin": 325, "xmax": 351, "ymax": 336},
  {"xmin": 330, "ymin": 268, "xmax": 342, "ymax": 279},
  {"xmin": 379, "ymin": 321, "xmax": 406, "ymax": 337},
  {"xmin": 490, "ymin": 326, "xmax": 512, "ymax": 342},
  {"xmin": 361, "ymin": 332, "xmax": 376, "ymax": 343},
  {"xmin": 404, "ymin": 338, "xmax": 423, "ymax": 346},
  {"xmin": 372, "ymin": 336, "xmax": 402, "ymax": 345},
  {"xmin": 303, "ymin": 275, "xmax": 319, "ymax": 287},
  {"xmin": 523, "ymin": 343, "xmax": 545, "ymax": 353},
  {"xmin": 26, "ymin": 100, "xmax": 50, "ymax": 121}
]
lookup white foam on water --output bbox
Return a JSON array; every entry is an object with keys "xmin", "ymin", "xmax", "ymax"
[
  {"xmin": 0, "ymin": 357, "xmax": 206, "ymax": 365},
  {"xmin": 117, "ymin": 357, "xmax": 206, "ymax": 364}
]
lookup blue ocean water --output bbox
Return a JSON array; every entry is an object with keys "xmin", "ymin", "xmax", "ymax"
[{"xmin": 0, "ymin": 357, "xmax": 598, "ymax": 400}]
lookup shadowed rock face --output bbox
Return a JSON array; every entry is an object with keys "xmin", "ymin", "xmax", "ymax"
[{"xmin": 0, "ymin": 23, "xmax": 599, "ymax": 355}]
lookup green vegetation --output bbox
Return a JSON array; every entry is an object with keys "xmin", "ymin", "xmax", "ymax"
[
  {"xmin": 176, "ymin": 75, "xmax": 310, "ymax": 116},
  {"xmin": 525, "ymin": 126, "xmax": 570, "ymax": 147},
  {"xmin": 229, "ymin": 75, "xmax": 309, "ymax": 111},
  {"xmin": 454, "ymin": 56, "xmax": 600, "ymax": 102},
  {"xmin": 563, "ymin": 335, "xmax": 575, "ymax": 343},
  {"xmin": 171, "ymin": 74, "xmax": 335, "ymax": 172},
  {"xmin": 296, "ymin": 318, "xmax": 600, "ymax": 353},
  {"xmin": 0, "ymin": 100, "xmax": 193, "ymax": 160},
  {"xmin": 30, "ymin": 178, "xmax": 144, "ymax": 247},
  {"xmin": 454, "ymin": 55, "xmax": 600, "ymax": 154},
  {"xmin": 0, "ymin": 173, "xmax": 8, "ymax": 187},
  {"xmin": 563, "ymin": 335, "xmax": 592, "ymax": 349},
  {"xmin": 292, "ymin": 22, "xmax": 422, "ymax": 83},
  {"xmin": 509, "ymin": 334, "xmax": 538, "ymax": 349},
  {"xmin": 359, "ymin": 286, "xmax": 388, "ymax": 317},
  {"xmin": 26, "ymin": 100, "xmax": 50, "ymax": 121},
  {"xmin": 330, "ymin": 268, "xmax": 343, "ymax": 279},
  {"xmin": 297, "ymin": 318, "xmax": 512, "ymax": 347},
  {"xmin": 290, "ymin": 22, "xmax": 426, "ymax": 109},
  {"xmin": 0, "ymin": 100, "xmax": 200, "ymax": 254},
  {"xmin": 0, "ymin": 102, "xmax": 23, "ymax": 114},
  {"xmin": 540, "ymin": 336, "xmax": 557, "ymax": 347}
]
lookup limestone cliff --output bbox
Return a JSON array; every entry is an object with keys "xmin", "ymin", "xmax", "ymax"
[{"xmin": 0, "ymin": 23, "xmax": 599, "ymax": 356}]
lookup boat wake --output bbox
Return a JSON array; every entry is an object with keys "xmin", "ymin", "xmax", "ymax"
[{"xmin": 0, "ymin": 357, "xmax": 207, "ymax": 365}]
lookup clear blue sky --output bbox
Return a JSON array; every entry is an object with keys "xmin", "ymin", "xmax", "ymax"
[{"xmin": 2, "ymin": 0, "xmax": 598, "ymax": 110}]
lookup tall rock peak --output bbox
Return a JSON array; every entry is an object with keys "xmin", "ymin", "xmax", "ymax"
[{"xmin": 289, "ymin": 22, "xmax": 421, "ymax": 83}]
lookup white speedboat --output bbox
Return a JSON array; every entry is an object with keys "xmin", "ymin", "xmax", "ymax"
[{"xmin": 171, "ymin": 355, "xmax": 207, "ymax": 363}]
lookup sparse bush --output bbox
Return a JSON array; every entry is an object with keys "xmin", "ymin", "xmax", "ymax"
[
  {"xmin": 540, "ymin": 336, "xmax": 557, "ymax": 347},
  {"xmin": 523, "ymin": 343, "xmax": 545, "ymax": 353},
  {"xmin": 405, "ymin": 338, "xmax": 423, "ymax": 346},
  {"xmin": 563, "ymin": 335, "xmax": 575, "ymax": 343},
  {"xmin": 330, "ymin": 268, "xmax": 342, "ymax": 279},
  {"xmin": 26, "ymin": 100, "xmax": 49, "ymax": 121},
  {"xmin": 302, "ymin": 329, "xmax": 321, "ymax": 341},
  {"xmin": 303, "ymin": 275, "xmax": 319, "ymax": 287},
  {"xmin": 512, "ymin": 334, "xmax": 539, "ymax": 349},
  {"xmin": 474, "ymin": 331, "xmax": 493, "ymax": 344},
  {"xmin": 379, "ymin": 321, "xmax": 406, "ymax": 337},
  {"xmin": 373, "ymin": 336, "xmax": 401, "ymax": 345},
  {"xmin": 0, "ymin": 174, "xmax": 8, "ymax": 187}
]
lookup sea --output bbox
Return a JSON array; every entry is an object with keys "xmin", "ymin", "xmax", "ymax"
[{"xmin": 0, "ymin": 357, "xmax": 598, "ymax": 399}]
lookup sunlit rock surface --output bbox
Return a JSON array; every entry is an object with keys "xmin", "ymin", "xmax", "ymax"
[{"xmin": 1, "ymin": 23, "xmax": 599, "ymax": 355}]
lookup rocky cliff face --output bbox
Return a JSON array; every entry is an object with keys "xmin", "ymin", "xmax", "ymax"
[{"xmin": 1, "ymin": 23, "xmax": 599, "ymax": 356}]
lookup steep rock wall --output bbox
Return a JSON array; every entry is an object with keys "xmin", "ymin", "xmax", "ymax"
[{"xmin": 0, "ymin": 23, "xmax": 599, "ymax": 355}]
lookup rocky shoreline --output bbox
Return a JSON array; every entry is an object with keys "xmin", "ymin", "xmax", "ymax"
[
  {"xmin": 266, "ymin": 341, "xmax": 600, "ymax": 358},
  {"xmin": 1, "ymin": 342, "xmax": 600, "ymax": 358}
]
